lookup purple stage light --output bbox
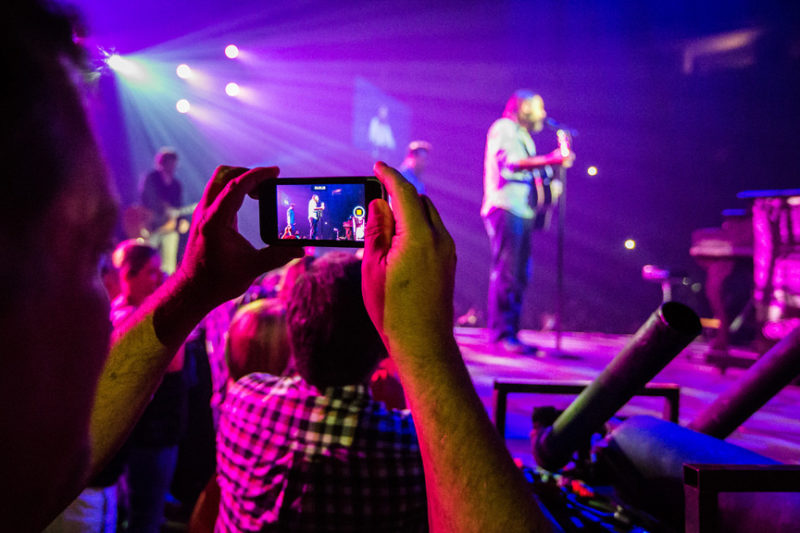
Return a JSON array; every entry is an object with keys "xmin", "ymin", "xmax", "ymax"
[
  {"xmin": 106, "ymin": 54, "xmax": 144, "ymax": 80},
  {"xmin": 176, "ymin": 99, "xmax": 191, "ymax": 114},
  {"xmin": 225, "ymin": 44, "xmax": 239, "ymax": 59},
  {"xmin": 176, "ymin": 63, "xmax": 193, "ymax": 79},
  {"xmin": 225, "ymin": 82, "xmax": 240, "ymax": 97}
]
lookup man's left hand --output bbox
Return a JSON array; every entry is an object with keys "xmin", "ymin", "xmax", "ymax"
[{"xmin": 178, "ymin": 165, "xmax": 303, "ymax": 308}]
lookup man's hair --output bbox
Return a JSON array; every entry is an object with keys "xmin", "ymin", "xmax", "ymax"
[
  {"xmin": 226, "ymin": 298, "xmax": 290, "ymax": 381},
  {"xmin": 502, "ymin": 89, "xmax": 539, "ymax": 120},
  {"xmin": 111, "ymin": 239, "xmax": 159, "ymax": 278},
  {"xmin": 0, "ymin": 1, "xmax": 93, "ymax": 305},
  {"xmin": 155, "ymin": 146, "xmax": 178, "ymax": 168},
  {"xmin": 286, "ymin": 252, "xmax": 386, "ymax": 387},
  {"xmin": 1, "ymin": 2, "xmax": 90, "ymax": 233}
]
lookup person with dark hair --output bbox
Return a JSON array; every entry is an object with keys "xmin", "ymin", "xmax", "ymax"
[
  {"xmin": 110, "ymin": 240, "xmax": 189, "ymax": 533},
  {"xmin": 398, "ymin": 140, "xmax": 432, "ymax": 195},
  {"xmin": 215, "ymin": 252, "xmax": 426, "ymax": 531},
  {"xmin": 0, "ymin": 3, "xmax": 301, "ymax": 529},
  {"xmin": 481, "ymin": 89, "xmax": 574, "ymax": 354}
]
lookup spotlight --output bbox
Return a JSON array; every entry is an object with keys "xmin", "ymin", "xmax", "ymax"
[
  {"xmin": 225, "ymin": 82, "xmax": 240, "ymax": 97},
  {"xmin": 106, "ymin": 54, "xmax": 144, "ymax": 80},
  {"xmin": 587, "ymin": 166, "xmax": 598, "ymax": 176},
  {"xmin": 225, "ymin": 44, "xmax": 239, "ymax": 59},
  {"xmin": 176, "ymin": 64, "xmax": 193, "ymax": 79},
  {"xmin": 176, "ymin": 99, "xmax": 191, "ymax": 114},
  {"xmin": 624, "ymin": 239, "xmax": 636, "ymax": 250}
]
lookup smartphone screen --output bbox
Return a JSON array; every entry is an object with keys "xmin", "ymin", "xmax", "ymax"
[{"xmin": 259, "ymin": 177, "xmax": 384, "ymax": 247}]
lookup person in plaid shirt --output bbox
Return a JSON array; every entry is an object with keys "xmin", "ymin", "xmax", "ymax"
[{"xmin": 216, "ymin": 252, "xmax": 426, "ymax": 532}]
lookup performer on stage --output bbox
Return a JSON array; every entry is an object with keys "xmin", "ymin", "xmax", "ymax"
[
  {"xmin": 141, "ymin": 147, "xmax": 183, "ymax": 274},
  {"xmin": 481, "ymin": 90, "xmax": 574, "ymax": 354},
  {"xmin": 308, "ymin": 194, "xmax": 324, "ymax": 240},
  {"xmin": 286, "ymin": 203, "xmax": 297, "ymax": 237},
  {"xmin": 398, "ymin": 140, "xmax": 432, "ymax": 195}
]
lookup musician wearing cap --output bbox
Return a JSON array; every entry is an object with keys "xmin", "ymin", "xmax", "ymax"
[
  {"xmin": 398, "ymin": 140, "xmax": 432, "ymax": 195},
  {"xmin": 481, "ymin": 90, "xmax": 574, "ymax": 355}
]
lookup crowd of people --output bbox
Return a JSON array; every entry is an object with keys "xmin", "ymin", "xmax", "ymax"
[{"xmin": 0, "ymin": 1, "xmax": 564, "ymax": 532}]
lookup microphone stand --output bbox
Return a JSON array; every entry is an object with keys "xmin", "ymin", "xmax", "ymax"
[
  {"xmin": 552, "ymin": 126, "xmax": 576, "ymax": 358},
  {"xmin": 556, "ymin": 162, "xmax": 565, "ymax": 353}
]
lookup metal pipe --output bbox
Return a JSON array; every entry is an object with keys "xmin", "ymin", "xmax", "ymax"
[
  {"xmin": 688, "ymin": 325, "xmax": 800, "ymax": 439},
  {"xmin": 533, "ymin": 302, "xmax": 701, "ymax": 472}
]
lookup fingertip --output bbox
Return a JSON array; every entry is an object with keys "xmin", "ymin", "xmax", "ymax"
[
  {"xmin": 246, "ymin": 167, "xmax": 280, "ymax": 199},
  {"xmin": 364, "ymin": 198, "xmax": 392, "ymax": 255}
]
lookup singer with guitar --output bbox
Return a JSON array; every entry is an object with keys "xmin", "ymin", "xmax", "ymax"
[
  {"xmin": 308, "ymin": 193, "xmax": 325, "ymax": 240},
  {"xmin": 481, "ymin": 90, "xmax": 574, "ymax": 355},
  {"xmin": 141, "ymin": 147, "xmax": 188, "ymax": 274}
]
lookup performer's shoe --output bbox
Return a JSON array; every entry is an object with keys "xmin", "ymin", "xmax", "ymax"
[{"xmin": 499, "ymin": 337, "xmax": 539, "ymax": 355}]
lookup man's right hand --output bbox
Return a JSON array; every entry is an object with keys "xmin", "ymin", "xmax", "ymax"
[
  {"xmin": 547, "ymin": 147, "xmax": 576, "ymax": 168},
  {"xmin": 361, "ymin": 162, "xmax": 457, "ymax": 356},
  {"xmin": 177, "ymin": 165, "xmax": 303, "ymax": 312}
]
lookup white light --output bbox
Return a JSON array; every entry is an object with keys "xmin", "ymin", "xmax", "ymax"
[
  {"xmin": 106, "ymin": 54, "xmax": 144, "ymax": 80},
  {"xmin": 624, "ymin": 239, "xmax": 636, "ymax": 250},
  {"xmin": 225, "ymin": 82, "xmax": 240, "ymax": 97},
  {"xmin": 176, "ymin": 99, "xmax": 191, "ymax": 113},
  {"xmin": 225, "ymin": 44, "xmax": 239, "ymax": 59},
  {"xmin": 176, "ymin": 64, "xmax": 193, "ymax": 79},
  {"xmin": 587, "ymin": 166, "xmax": 598, "ymax": 176}
]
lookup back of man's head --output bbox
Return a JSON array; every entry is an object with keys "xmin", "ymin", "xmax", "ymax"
[
  {"xmin": 1, "ymin": 1, "xmax": 92, "ymax": 270},
  {"xmin": 287, "ymin": 252, "xmax": 385, "ymax": 388},
  {"xmin": 227, "ymin": 298, "xmax": 290, "ymax": 381}
]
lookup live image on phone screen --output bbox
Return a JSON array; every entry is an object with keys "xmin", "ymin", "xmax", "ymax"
[{"xmin": 276, "ymin": 183, "xmax": 367, "ymax": 242}]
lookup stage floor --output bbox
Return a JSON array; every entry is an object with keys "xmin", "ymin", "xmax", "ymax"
[{"xmin": 456, "ymin": 327, "xmax": 800, "ymax": 466}]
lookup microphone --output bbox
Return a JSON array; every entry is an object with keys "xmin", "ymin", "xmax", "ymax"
[{"xmin": 545, "ymin": 117, "xmax": 578, "ymax": 136}]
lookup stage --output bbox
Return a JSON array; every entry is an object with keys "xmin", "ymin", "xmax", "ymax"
[{"xmin": 457, "ymin": 327, "xmax": 800, "ymax": 466}]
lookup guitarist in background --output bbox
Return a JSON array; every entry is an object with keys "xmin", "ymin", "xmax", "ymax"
[
  {"xmin": 481, "ymin": 90, "xmax": 574, "ymax": 355},
  {"xmin": 141, "ymin": 146, "xmax": 184, "ymax": 274}
]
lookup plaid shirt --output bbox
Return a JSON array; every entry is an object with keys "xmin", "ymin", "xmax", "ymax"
[{"xmin": 216, "ymin": 374, "xmax": 427, "ymax": 532}]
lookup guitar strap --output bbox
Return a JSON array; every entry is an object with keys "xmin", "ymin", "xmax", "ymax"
[{"xmin": 520, "ymin": 127, "xmax": 556, "ymax": 230}]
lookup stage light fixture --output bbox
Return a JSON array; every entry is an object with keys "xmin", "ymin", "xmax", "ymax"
[
  {"xmin": 225, "ymin": 44, "xmax": 239, "ymax": 59},
  {"xmin": 225, "ymin": 82, "xmax": 240, "ymax": 97},
  {"xmin": 587, "ymin": 166, "xmax": 598, "ymax": 176},
  {"xmin": 176, "ymin": 99, "xmax": 191, "ymax": 113},
  {"xmin": 624, "ymin": 239, "xmax": 636, "ymax": 250},
  {"xmin": 106, "ymin": 54, "xmax": 144, "ymax": 79},
  {"xmin": 176, "ymin": 64, "xmax": 193, "ymax": 79}
]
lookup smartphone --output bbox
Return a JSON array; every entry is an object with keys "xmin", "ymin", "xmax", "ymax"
[{"xmin": 259, "ymin": 176, "xmax": 385, "ymax": 247}]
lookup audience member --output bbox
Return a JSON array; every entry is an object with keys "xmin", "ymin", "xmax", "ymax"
[
  {"xmin": 201, "ymin": 255, "xmax": 313, "ymax": 427},
  {"xmin": 226, "ymin": 298, "xmax": 291, "ymax": 380},
  {"xmin": 215, "ymin": 252, "xmax": 427, "ymax": 531},
  {"xmin": 111, "ymin": 240, "xmax": 188, "ymax": 533},
  {"xmin": 0, "ymin": 5, "xmax": 301, "ymax": 529},
  {"xmin": 1, "ymin": 2, "xmax": 554, "ymax": 531}
]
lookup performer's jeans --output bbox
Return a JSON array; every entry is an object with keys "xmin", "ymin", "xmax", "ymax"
[
  {"xmin": 484, "ymin": 208, "xmax": 533, "ymax": 343},
  {"xmin": 309, "ymin": 217, "xmax": 319, "ymax": 239}
]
